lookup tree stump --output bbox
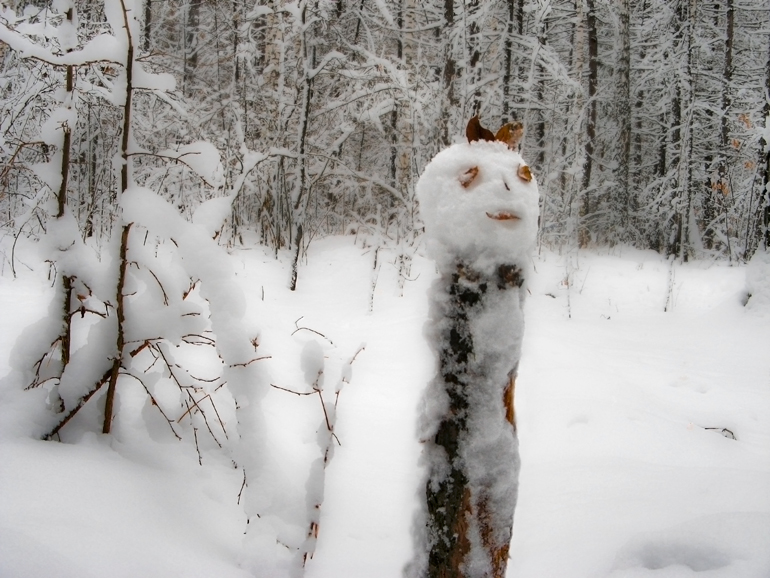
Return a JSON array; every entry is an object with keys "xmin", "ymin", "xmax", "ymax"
[{"xmin": 410, "ymin": 117, "xmax": 539, "ymax": 578}]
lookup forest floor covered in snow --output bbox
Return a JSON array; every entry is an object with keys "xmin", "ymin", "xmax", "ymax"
[{"xmin": 1, "ymin": 235, "xmax": 769, "ymax": 578}]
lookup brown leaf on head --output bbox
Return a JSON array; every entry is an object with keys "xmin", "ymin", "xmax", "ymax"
[
  {"xmin": 466, "ymin": 116, "xmax": 495, "ymax": 143},
  {"xmin": 495, "ymin": 122, "xmax": 524, "ymax": 151},
  {"xmin": 459, "ymin": 166, "xmax": 479, "ymax": 188},
  {"xmin": 517, "ymin": 164, "xmax": 532, "ymax": 182}
]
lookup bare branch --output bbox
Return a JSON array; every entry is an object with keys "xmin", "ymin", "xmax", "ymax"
[
  {"xmin": 230, "ymin": 356, "xmax": 271, "ymax": 368},
  {"xmin": 42, "ymin": 368, "xmax": 112, "ymax": 440},
  {"xmin": 292, "ymin": 316, "xmax": 334, "ymax": 345},
  {"xmin": 270, "ymin": 383, "xmax": 315, "ymax": 396}
]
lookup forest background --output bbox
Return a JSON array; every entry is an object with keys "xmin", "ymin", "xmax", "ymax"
[{"xmin": 2, "ymin": 0, "xmax": 770, "ymax": 274}]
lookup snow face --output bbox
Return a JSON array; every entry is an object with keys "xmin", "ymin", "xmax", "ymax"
[{"xmin": 417, "ymin": 140, "xmax": 539, "ymax": 276}]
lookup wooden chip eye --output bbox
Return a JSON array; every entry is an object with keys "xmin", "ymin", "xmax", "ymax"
[
  {"xmin": 459, "ymin": 166, "xmax": 479, "ymax": 188},
  {"xmin": 517, "ymin": 164, "xmax": 532, "ymax": 182}
]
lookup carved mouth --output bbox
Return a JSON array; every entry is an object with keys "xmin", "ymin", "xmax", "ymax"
[{"xmin": 486, "ymin": 211, "xmax": 520, "ymax": 221}]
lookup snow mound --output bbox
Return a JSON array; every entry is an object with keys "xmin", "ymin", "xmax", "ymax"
[
  {"xmin": 746, "ymin": 247, "xmax": 770, "ymax": 311},
  {"xmin": 417, "ymin": 140, "xmax": 539, "ymax": 276},
  {"xmin": 610, "ymin": 512, "xmax": 770, "ymax": 577}
]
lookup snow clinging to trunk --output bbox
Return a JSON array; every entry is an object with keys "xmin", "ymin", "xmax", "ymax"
[{"xmin": 409, "ymin": 117, "xmax": 539, "ymax": 578}]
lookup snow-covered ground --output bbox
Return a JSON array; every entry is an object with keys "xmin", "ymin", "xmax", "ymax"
[{"xmin": 1, "ymin": 236, "xmax": 768, "ymax": 577}]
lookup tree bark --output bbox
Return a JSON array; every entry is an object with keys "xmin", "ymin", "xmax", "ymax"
[
  {"xmin": 760, "ymin": 29, "xmax": 770, "ymax": 250},
  {"xmin": 617, "ymin": 0, "xmax": 632, "ymax": 238},
  {"xmin": 102, "ymin": 222, "xmax": 131, "ymax": 434},
  {"xmin": 104, "ymin": 0, "xmax": 136, "ymax": 433},
  {"xmin": 440, "ymin": 0, "xmax": 456, "ymax": 147},
  {"xmin": 580, "ymin": 0, "xmax": 598, "ymax": 247}
]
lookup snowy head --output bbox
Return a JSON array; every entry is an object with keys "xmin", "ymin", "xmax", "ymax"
[{"xmin": 417, "ymin": 117, "xmax": 539, "ymax": 275}]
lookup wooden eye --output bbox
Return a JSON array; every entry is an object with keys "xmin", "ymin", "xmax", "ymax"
[
  {"xmin": 517, "ymin": 164, "xmax": 532, "ymax": 182},
  {"xmin": 459, "ymin": 166, "xmax": 479, "ymax": 188}
]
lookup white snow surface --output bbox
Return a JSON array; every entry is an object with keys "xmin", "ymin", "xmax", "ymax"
[
  {"xmin": 417, "ymin": 140, "xmax": 539, "ymax": 276},
  {"xmin": 746, "ymin": 247, "xmax": 770, "ymax": 312},
  {"xmin": 1, "ymin": 235, "xmax": 769, "ymax": 578}
]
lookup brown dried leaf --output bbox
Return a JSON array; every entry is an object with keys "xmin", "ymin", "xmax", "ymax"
[
  {"xmin": 495, "ymin": 122, "xmax": 524, "ymax": 150},
  {"xmin": 466, "ymin": 116, "xmax": 495, "ymax": 143},
  {"xmin": 459, "ymin": 166, "xmax": 479, "ymax": 188}
]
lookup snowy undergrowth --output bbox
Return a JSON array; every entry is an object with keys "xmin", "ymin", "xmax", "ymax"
[{"xmin": 1, "ymin": 236, "xmax": 768, "ymax": 578}]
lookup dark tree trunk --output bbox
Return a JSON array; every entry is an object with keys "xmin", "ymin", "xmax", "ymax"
[
  {"xmin": 760, "ymin": 31, "xmax": 770, "ymax": 250},
  {"xmin": 102, "ymin": 223, "xmax": 131, "ymax": 434},
  {"xmin": 467, "ymin": 0, "xmax": 481, "ymax": 115},
  {"xmin": 440, "ymin": 0, "xmax": 456, "ymax": 147},
  {"xmin": 580, "ymin": 0, "xmax": 598, "ymax": 247},
  {"xmin": 501, "ymin": 0, "xmax": 516, "ymax": 123},
  {"xmin": 617, "ymin": 0, "xmax": 632, "ymax": 238},
  {"xmin": 184, "ymin": 0, "xmax": 201, "ymax": 97},
  {"xmin": 143, "ymin": 0, "xmax": 151, "ymax": 53}
]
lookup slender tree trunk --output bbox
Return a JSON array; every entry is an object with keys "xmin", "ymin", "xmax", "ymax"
[
  {"xmin": 717, "ymin": 0, "xmax": 733, "ymax": 246},
  {"xmin": 57, "ymin": 70, "xmax": 73, "ymax": 217},
  {"xmin": 760, "ymin": 31, "xmax": 770, "ymax": 250},
  {"xmin": 103, "ymin": 0, "xmax": 136, "ymax": 433},
  {"xmin": 580, "ymin": 0, "xmax": 598, "ymax": 247},
  {"xmin": 467, "ymin": 0, "xmax": 481, "ymax": 115},
  {"xmin": 501, "ymin": 0, "xmax": 516, "ymax": 122},
  {"xmin": 535, "ymin": 11, "xmax": 548, "ymax": 170},
  {"xmin": 102, "ymin": 223, "xmax": 131, "ymax": 434},
  {"xmin": 617, "ymin": 0, "xmax": 631, "ymax": 239},
  {"xmin": 440, "ymin": 0, "xmax": 456, "ymax": 146},
  {"xmin": 143, "ymin": 0, "xmax": 151, "ymax": 53},
  {"xmin": 679, "ymin": 0, "xmax": 697, "ymax": 262},
  {"xmin": 290, "ymin": 0, "xmax": 315, "ymax": 291},
  {"xmin": 389, "ymin": 0, "xmax": 404, "ymax": 190},
  {"xmin": 57, "ymin": 6, "xmax": 76, "ymax": 371},
  {"xmin": 184, "ymin": 0, "xmax": 201, "ymax": 97}
]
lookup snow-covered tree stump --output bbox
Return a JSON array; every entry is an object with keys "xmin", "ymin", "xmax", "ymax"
[{"xmin": 410, "ymin": 117, "xmax": 539, "ymax": 578}]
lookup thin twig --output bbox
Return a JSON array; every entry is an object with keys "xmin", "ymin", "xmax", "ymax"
[
  {"xmin": 270, "ymin": 383, "xmax": 315, "ymax": 396},
  {"xmin": 292, "ymin": 316, "xmax": 334, "ymax": 345},
  {"xmin": 206, "ymin": 394, "xmax": 229, "ymax": 440},
  {"xmin": 314, "ymin": 388, "xmax": 334, "ymax": 433},
  {"xmin": 121, "ymin": 371, "xmax": 181, "ymax": 440},
  {"xmin": 147, "ymin": 268, "xmax": 169, "ymax": 305},
  {"xmin": 193, "ymin": 427, "xmax": 202, "ymax": 465},
  {"xmin": 237, "ymin": 469, "xmax": 247, "ymax": 505},
  {"xmin": 180, "ymin": 391, "xmax": 223, "ymax": 448},
  {"xmin": 230, "ymin": 355, "xmax": 272, "ymax": 368}
]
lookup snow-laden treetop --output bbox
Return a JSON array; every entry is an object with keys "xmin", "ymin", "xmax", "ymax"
[{"xmin": 417, "ymin": 122, "xmax": 540, "ymax": 276}]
